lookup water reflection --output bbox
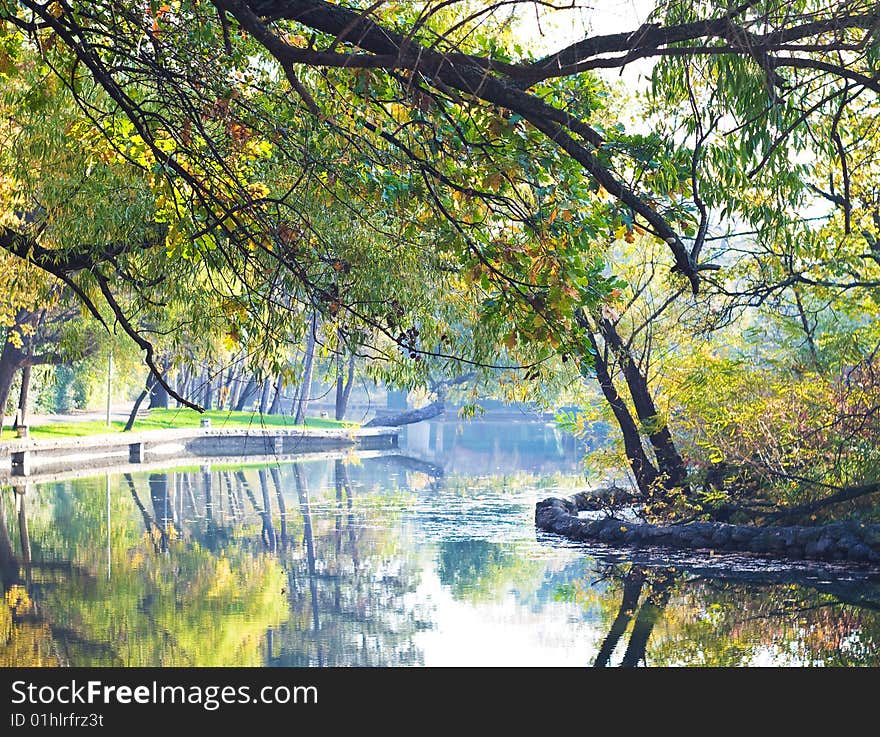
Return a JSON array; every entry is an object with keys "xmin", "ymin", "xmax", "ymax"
[
  {"xmin": 1, "ymin": 420, "xmax": 879, "ymax": 667},
  {"xmin": 402, "ymin": 417, "xmax": 588, "ymax": 475},
  {"xmin": 580, "ymin": 557, "xmax": 880, "ymax": 666}
]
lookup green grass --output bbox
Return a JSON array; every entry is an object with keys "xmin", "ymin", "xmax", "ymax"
[{"xmin": 1, "ymin": 408, "xmax": 356, "ymax": 440}]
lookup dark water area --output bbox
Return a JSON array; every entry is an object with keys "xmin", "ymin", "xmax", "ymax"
[{"xmin": 2, "ymin": 417, "xmax": 878, "ymax": 667}]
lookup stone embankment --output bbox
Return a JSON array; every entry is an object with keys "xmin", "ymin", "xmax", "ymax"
[{"xmin": 536, "ymin": 494, "xmax": 880, "ymax": 563}]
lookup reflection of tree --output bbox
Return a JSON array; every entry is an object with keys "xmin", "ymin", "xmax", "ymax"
[
  {"xmin": 269, "ymin": 467, "xmax": 288, "ymax": 547},
  {"xmin": 618, "ymin": 572, "xmax": 674, "ymax": 667},
  {"xmin": 1, "ymin": 475, "xmax": 287, "ymax": 666},
  {"xmin": 293, "ymin": 462, "xmax": 321, "ymax": 640},
  {"xmin": 437, "ymin": 540, "xmax": 541, "ymax": 603},
  {"xmin": 583, "ymin": 559, "xmax": 880, "ymax": 667},
  {"xmin": 3, "ymin": 459, "xmax": 435, "ymax": 666},
  {"xmin": 268, "ymin": 461, "xmax": 430, "ymax": 666},
  {"xmin": 0, "ymin": 489, "xmax": 22, "ymax": 589},
  {"xmin": 647, "ymin": 578, "xmax": 880, "ymax": 667},
  {"xmin": 10, "ymin": 457, "xmax": 879, "ymax": 667},
  {"xmin": 593, "ymin": 569, "xmax": 644, "ymax": 667},
  {"xmin": 1, "ymin": 487, "xmax": 63, "ymax": 665}
]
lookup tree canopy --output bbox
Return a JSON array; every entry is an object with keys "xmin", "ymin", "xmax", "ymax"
[{"xmin": 1, "ymin": 0, "xmax": 879, "ymax": 520}]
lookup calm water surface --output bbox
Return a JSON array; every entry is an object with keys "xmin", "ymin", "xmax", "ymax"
[{"xmin": 2, "ymin": 417, "xmax": 878, "ymax": 666}]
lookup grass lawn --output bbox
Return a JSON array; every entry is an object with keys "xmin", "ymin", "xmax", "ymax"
[{"xmin": 1, "ymin": 409, "xmax": 356, "ymax": 440}]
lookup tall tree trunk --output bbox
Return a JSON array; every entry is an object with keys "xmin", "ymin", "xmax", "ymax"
[
  {"xmin": 335, "ymin": 352, "xmax": 356, "ymax": 420},
  {"xmin": 268, "ymin": 376, "xmax": 283, "ymax": 415},
  {"xmin": 175, "ymin": 366, "xmax": 191, "ymax": 407},
  {"xmin": 294, "ymin": 312, "xmax": 317, "ymax": 425},
  {"xmin": 259, "ymin": 377, "xmax": 273, "ymax": 414},
  {"xmin": 13, "ymin": 362, "xmax": 31, "ymax": 430},
  {"xmin": 0, "ymin": 335, "xmax": 24, "ymax": 434},
  {"xmin": 234, "ymin": 376, "xmax": 259, "ymax": 411},
  {"xmin": 224, "ymin": 361, "xmax": 243, "ymax": 409},
  {"xmin": 203, "ymin": 370, "xmax": 214, "ymax": 410},
  {"xmin": 216, "ymin": 365, "xmax": 230, "ymax": 410},
  {"xmin": 125, "ymin": 372, "xmax": 157, "ymax": 431},
  {"xmin": 227, "ymin": 367, "xmax": 240, "ymax": 410},
  {"xmin": 149, "ymin": 371, "xmax": 169, "ymax": 410},
  {"xmin": 585, "ymin": 329, "xmax": 659, "ymax": 496},
  {"xmin": 598, "ymin": 318, "xmax": 688, "ymax": 490}
]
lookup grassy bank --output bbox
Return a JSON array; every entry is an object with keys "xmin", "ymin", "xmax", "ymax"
[{"xmin": 1, "ymin": 409, "xmax": 356, "ymax": 440}]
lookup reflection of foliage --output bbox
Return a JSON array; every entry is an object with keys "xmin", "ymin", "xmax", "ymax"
[
  {"xmin": 438, "ymin": 540, "xmax": 508, "ymax": 600},
  {"xmin": 442, "ymin": 471, "xmax": 585, "ymax": 496},
  {"xmin": 6, "ymin": 476, "xmax": 288, "ymax": 666},
  {"xmin": 7, "ymin": 457, "xmax": 880, "ymax": 667},
  {"xmin": 437, "ymin": 540, "xmax": 544, "ymax": 603},
  {"xmin": 647, "ymin": 581, "xmax": 880, "ymax": 667},
  {"xmin": 571, "ymin": 562, "xmax": 880, "ymax": 667},
  {"xmin": 0, "ymin": 585, "xmax": 59, "ymax": 667},
  {"xmin": 271, "ymin": 462, "xmax": 430, "ymax": 666},
  {"xmin": 38, "ymin": 364, "xmax": 89, "ymax": 414}
]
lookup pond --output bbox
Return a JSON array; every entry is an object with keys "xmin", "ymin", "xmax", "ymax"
[{"xmin": 2, "ymin": 416, "xmax": 879, "ymax": 667}]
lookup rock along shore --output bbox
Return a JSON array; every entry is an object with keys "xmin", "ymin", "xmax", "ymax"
[{"xmin": 535, "ymin": 494, "xmax": 880, "ymax": 564}]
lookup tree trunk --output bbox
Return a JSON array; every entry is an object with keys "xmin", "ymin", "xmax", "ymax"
[
  {"xmin": 364, "ymin": 399, "xmax": 445, "ymax": 427},
  {"xmin": 13, "ymin": 362, "xmax": 31, "ymax": 430},
  {"xmin": 294, "ymin": 312, "xmax": 317, "ymax": 425},
  {"xmin": 598, "ymin": 318, "xmax": 688, "ymax": 490},
  {"xmin": 268, "ymin": 375, "xmax": 283, "ymax": 414},
  {"xmin": 215, "ymin": 366, "xmax": 229, "ymax": 410},
  {"xmin": 259, "ymin": 377, "xmax": 273, "ymax": 414},
  {"xmin": 149, "ymin": 375, "xmax": 169, "ymax": 409},
  {"xmin": 793, "ymin": 287, "xmax": 820, "ymax": 366},
  {"xmin": 175, "ymin": 366, "xmax": 191, "ymax": 407},
  {"xmin": 0, "ymin": 334, "xmax": 24, "ymax": 434},
  {"xmin": 234, "ymin": 376, "xmax": 259, "ymax": 411},
  {"xmin": 203, "ymin": 370, "xmax": 214, "ymax": 410},
  {"xmin": 586, "ymin": 329, "xmax": 658, "ymax": 496},
  {"xmin": 335, "ymin": 352, "xmax": 356, "ymax": 420},
  {"xmin": 125, "ymin": 372, "xmax": 157, "ymax": 431},
  {"xmin": 224, "ymin": 361, "xmax": 244, "ymax": 410}
]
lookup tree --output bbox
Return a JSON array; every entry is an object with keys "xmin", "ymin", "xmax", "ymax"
[
  {"xmin": 0, "ymin": 296, "xmax": 101, "ymax": 431},
  {"xmin": 1, "ymin": 1, "xmax": 879, "ymax": 526}
]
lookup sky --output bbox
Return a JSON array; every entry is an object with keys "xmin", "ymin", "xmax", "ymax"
[{"xmin": 513, "ymin": 0, "xmax": 659, "ymax": 80}]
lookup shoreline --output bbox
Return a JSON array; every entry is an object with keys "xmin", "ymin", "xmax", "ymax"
[{"xmin": 0, "ymin": 425, "xmax": 398, "ymax": 480}]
